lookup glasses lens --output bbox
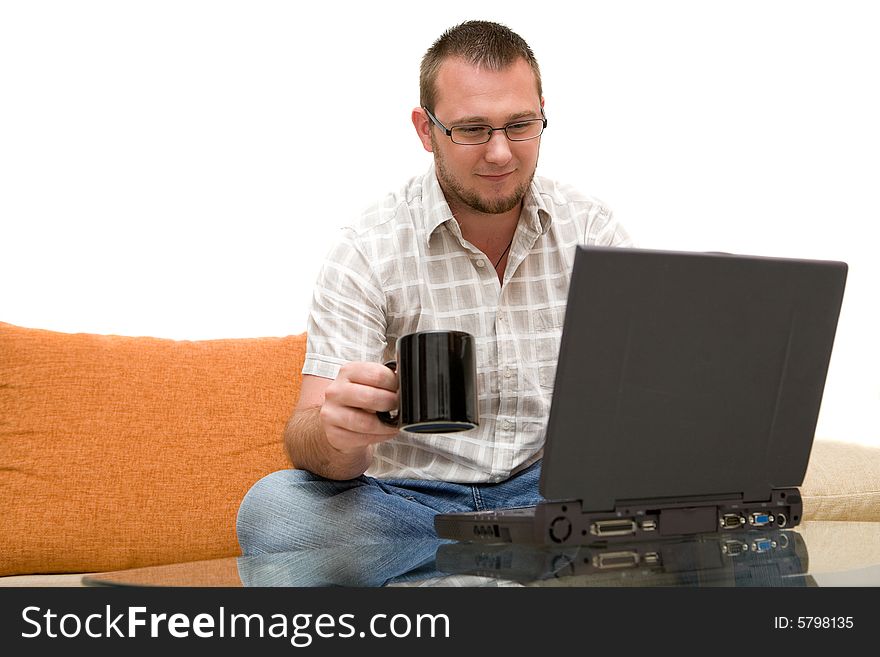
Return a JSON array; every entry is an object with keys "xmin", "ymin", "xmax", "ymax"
[
  {"xmin": 450, "ymin": 125, "xmax": 493, "ymax": 144},
  {"xmin": 449, "ymin": 120, "xmax": 544, "ymax": 144},
  {"xmin": 506, "ymin": 119, "xmax": 544, "ymax": 141}
]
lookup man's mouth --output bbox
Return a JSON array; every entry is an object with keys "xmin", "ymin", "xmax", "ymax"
[{"xmin": 477, "ymin": 171, "xmax": 514, "ymax": 182}]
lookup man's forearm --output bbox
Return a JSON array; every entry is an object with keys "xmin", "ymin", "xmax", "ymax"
[{"xmin": 284, "ymin": 406, "xmax": 373, "ymax": 481}]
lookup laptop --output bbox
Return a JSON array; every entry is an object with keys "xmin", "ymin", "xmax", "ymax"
[
  {"xmin": 435, "ymin": 528, "xmax": 811, "ymax": 586},
  {"xmin": 434, "ymin": 245, "xmax": 847, "ymax": 545}
]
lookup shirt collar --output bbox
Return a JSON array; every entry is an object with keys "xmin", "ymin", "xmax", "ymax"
[
  {"xmin": 422, "ymin": 164, "xmax": 456, "ymax": 245},
  {"xmin": 524, "ymin": 176, "xmax": 553, "ymax": 235}
]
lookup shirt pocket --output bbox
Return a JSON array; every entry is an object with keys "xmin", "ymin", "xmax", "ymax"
[
  {"xmin": 530, "ymin": 307, "xmax": 565, "ymax": 389},
  {"xmin": 532, "ymin": 306, "xmax": 565, "ymax": 333}
]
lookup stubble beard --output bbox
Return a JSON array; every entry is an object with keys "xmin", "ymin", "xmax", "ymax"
[{"xmin": 432, "ymin": 134, "xmax": 537, "ymax": 216}]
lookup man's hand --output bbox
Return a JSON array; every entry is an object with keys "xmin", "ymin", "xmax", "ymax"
[
  {"xmin": 319, "ymin": 361, "xmax": 401, "ymax": 454},
  {"xmin": 285, "ymin": 363, "xmax": 401, "ymax": 480}
]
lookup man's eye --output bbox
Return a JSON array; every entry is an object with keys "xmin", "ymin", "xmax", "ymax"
[{"xmin": 457, "ymin": 126, "xmax": 487, "ymax": 134}]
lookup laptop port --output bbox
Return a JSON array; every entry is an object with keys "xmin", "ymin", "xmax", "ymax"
[
  {"xmin": 640, "ymin": 519, "xmax": 657, "ymax": 532},
  {"xmin": 549, "ymin": 517, "xmax": 573, "ymax": 543},
  {"xmin": 749, "ymin": 512, "xmax": 773, "ymax": 527},
  {"xmin": 593, "ymin": 551, "xmax": 640, "ymax": 569},
  {"xmin": 642, "ymin": 551, "xmax": 660, "ymax": 565},
  {"xmin": 751, "ymin": 538, "xmax": 776, "ymax": 553},
  {"xmin": 473, "ymin": 524, "xmax": 499, "ymax": 538},
  {"xmin": 722, "ymin": 539, "xmax": 748, "ymax": 556},
  {"xmin": 720, "ymin": 513, "xmax": 745, "ymax": 529},
  {"xmin": 589, "ymin": 519, "xmax": 637, "ymax": 537}
]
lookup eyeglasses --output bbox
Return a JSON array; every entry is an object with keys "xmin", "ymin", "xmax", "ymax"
[{"xmin": 423, "ymin": 106, "xmax": 547, "ymax": 145}]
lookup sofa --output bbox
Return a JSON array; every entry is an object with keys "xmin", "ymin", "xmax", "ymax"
[{"xmin": 2, "ymin": 320, "xmax": 879, "ymax": 586}]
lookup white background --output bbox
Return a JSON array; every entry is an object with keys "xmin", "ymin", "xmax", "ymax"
[{"xmin": 1, "ymin": 1, "xmax": 877, "ymax": 447}]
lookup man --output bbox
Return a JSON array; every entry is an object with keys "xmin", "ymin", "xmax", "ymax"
[{"xmin": 237, "ymin": 20, "xmax": 631, "ymax": 554}]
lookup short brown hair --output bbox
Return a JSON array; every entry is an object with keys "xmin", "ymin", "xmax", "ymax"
[{"xmin": 419, "ymin": 20, "xmax": 542, "ymax": 111}]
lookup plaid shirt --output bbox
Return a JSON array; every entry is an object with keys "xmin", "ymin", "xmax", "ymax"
[{"xmin": 304, "ymin": 164, "xmax": 632, "ymax": 482}]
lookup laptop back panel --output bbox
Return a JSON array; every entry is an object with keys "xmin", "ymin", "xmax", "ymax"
[{"xmin": 540, "ymin": 246, "xmax": 848, "ymax": 509}]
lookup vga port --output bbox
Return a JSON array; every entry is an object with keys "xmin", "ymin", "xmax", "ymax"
[
  {"xmin": 748, "ymin": 512, "xmax": 773, "ymax": 527},
  {"xmin": 751, "ymin": 538, "xmax": 776, "ymax": 553}
]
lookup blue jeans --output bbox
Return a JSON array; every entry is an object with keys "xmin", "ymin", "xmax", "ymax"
[{"xmin": 236, "ymin": 460, "xmax": 543, "ymax": 555}]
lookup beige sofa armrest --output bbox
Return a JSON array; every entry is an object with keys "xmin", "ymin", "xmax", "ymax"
[{"xmin": 801, "ymin": 440, "xmax": 880, "ymax": 521}]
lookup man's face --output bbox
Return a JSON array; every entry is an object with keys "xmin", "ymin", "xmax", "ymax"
[{"xmin": 419, "ymin": 57, "xmax": 543, "ymax": 216}]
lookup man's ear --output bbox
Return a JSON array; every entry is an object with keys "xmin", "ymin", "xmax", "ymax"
[{"xmin": 412, "ymin": 107, "xmax": 434, "ymax": 153}]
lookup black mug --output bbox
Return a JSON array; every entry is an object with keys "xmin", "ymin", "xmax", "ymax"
[{"xmin": 377, "ymin": 330, "xmax": 479, "ymax": 433}]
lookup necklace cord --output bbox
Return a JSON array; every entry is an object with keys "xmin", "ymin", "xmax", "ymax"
[{"xmin": 493, "ymin": 235, "xmax": 514, "ymax": 269}]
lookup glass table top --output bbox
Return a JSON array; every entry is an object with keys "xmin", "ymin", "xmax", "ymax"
[{"xmin": 83, "ymin": 520, "xmax": 880, "ymax": 588}]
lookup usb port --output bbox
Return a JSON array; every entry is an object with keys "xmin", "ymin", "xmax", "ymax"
[
  {"xmin": 642, "ymin": 552, "xmax": 660, "ymax": 565},
  {"xmin": 640, "ymin": 519, "xmax": 657, "ymax": 532},
  {"xmin": 590, "ymin": 519, "xmax": 637, "ymax": 537}
]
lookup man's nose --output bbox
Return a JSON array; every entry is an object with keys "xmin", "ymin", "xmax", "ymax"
[{"xmin": 483, "ymin": 129, "xmax": 513, "ymax": 164}]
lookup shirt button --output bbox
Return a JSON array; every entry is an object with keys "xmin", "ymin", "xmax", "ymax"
[
  {"xmin": 504, "ymin": 368, "xmax": 513, "ymax": 379},
  {"xmin": 476, "ymin": 259, "xmax": 486, "ymax": 268},
  {"xmin": 501, "ymin": 419, "xmax": 513, "ymax": 431}
]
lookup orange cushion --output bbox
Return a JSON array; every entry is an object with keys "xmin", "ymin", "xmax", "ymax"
[{"xmin": 0, "ymin": 322, "xmax": 303, "ymax": 576}]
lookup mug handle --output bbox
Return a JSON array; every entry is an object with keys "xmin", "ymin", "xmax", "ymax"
[{"xmin": 376, "ymin": 360, "xmax": 399, "ymax": 427}]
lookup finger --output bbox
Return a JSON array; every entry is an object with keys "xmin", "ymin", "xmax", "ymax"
[
  {"xmin": 325, "ymin": 379, "xmax": 398, "ymax": 414},
  {"xmin": 338, "ymin": 361, "xmax": 398, "ymax": 392},
  {"xmin": 344, "ymin": 406, "xmax": 400, "ymax": 437},
  {"xmin": 322, "ymin": 405, "xmax": 400, "ymax": 443}
]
